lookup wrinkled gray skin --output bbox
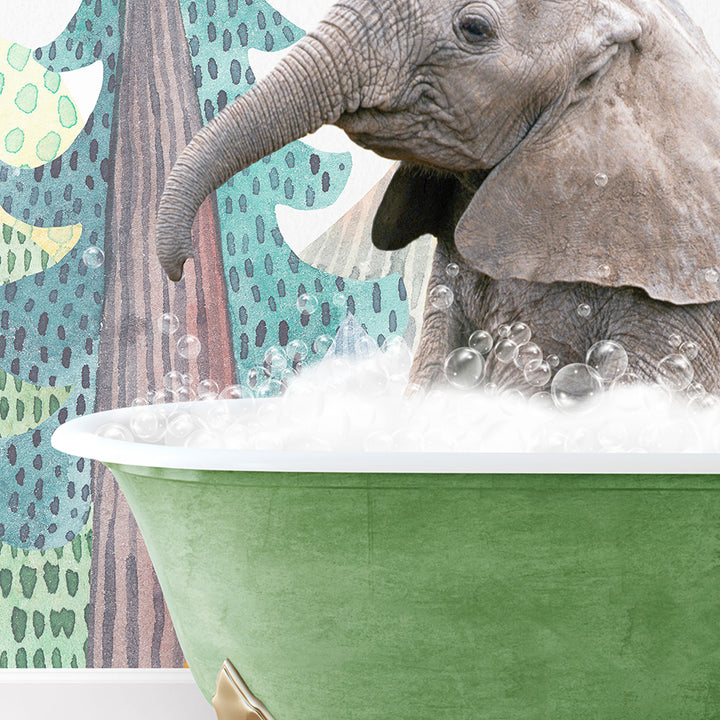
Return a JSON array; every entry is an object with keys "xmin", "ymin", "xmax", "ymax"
[{"xmin": 156, "ymin": 0, "xmax": 720, "ymax": 393}]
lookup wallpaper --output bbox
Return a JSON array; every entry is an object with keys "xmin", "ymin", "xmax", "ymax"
[{"xmin": 0, "ymin": 0, "xmax": 420, "ymax": 669}]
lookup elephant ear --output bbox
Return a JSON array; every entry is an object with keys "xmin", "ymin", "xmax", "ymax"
[
  {"xmin": 372, "ymin": 164, "xmax": 458, "ymax": 250},
  {"xmin": 455, "ymin": 0, "xmax": 720, "ymax": 305}
]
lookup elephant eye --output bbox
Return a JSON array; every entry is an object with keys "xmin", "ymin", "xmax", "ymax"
[{"xmin": 458, "ymin": 16, "xmax": 495, "ymax": 44}]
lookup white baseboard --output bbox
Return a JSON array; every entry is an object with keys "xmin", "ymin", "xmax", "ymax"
[{"xmin": 0, "ymin": 669, "xmax": 216, "ymax": 720}]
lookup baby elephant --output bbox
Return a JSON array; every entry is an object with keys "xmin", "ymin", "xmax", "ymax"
[{"xmin": 156, "ymin": 0, "xmax": 720, "ymax": 393}]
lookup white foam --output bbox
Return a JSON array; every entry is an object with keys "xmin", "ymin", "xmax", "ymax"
[{"xmin": 95, "ymin": 349, "xmax": 720, "ymax": 454}]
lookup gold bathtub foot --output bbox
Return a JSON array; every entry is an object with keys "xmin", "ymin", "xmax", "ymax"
[{"xmin": 213, "ymin": 659, "xmax": 276, "ymax": 720}]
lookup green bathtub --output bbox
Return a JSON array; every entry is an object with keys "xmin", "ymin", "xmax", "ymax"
[{"xmin": 53, "ymin": 403, "xmax": 720, "ymax": 719}]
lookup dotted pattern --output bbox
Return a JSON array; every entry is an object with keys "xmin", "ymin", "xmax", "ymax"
[
  {"xmin": 0, "ymin": 0, "xmax": 122, "ymax": 549},
  {"xmin": 0, "ymin": 40, "xmax": 83, "ymax": 169},
  {"xmin": 0, "ymin": 368, "xmax": 73, "ymax": 438},
  {"xmin": 0, "ymin": 206, "xmax": 82, "ymax": 285},
  {"xmin": 181, "ymin": 0, "xmax": 409, "ymax": 382},
  {"xmin": 0, "ymin": 520, "xmax": 91, "ymax": 668}
]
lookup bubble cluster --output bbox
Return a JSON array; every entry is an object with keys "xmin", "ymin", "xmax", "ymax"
[
  {"xmin": 99, "ymin": 313, "xmax": 714, "ymax": 453},
  {"xmin": 94, "ymin": 344, "xmax": 719, "ymax": 454}
]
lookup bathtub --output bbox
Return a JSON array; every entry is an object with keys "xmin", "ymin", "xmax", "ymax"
[{"xmin": 53, "ymin": 401, "xmax": 720, "ymax": 719}]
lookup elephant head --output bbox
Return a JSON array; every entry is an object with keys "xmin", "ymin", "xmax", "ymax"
[{"xmin": 156, "ymin": 0, "xmax": 720, "ymax": 309}]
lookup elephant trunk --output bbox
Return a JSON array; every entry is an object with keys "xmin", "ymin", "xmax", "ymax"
[{"xmin": 156, "ymin": 12, "xmax": 368, "ymax": 281}]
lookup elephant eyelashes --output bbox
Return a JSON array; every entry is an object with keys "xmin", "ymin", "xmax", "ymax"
[{"xmin": 457, "ymin": 17, "xmax": 495, "ymax": 44}]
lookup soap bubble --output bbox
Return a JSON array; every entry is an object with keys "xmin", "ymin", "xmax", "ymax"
[
  {"xmin": 445, "ymin": 262, "xmax": 460, "ymax": 278},
  {"xmin": 197, "ymin": 379, "xmax": 220, "ymax": 400},
  {"xmin": 686, "ymin": 382, "xmax": 706, "ymax": 401},
  {"xmin": 657, "ymin": 354, "xmax": 694, "ymax": 392},
  {"xmin": 380, "ymin": 337, "xmax": 412, "ymax": 379},
  {"xmin": 668, "ymin": 333, "xmax": 682, "ymax": 348},
  {"xmin": 679, "ymin": 340, "xmax": 699, "ymax": 361},
  {"xmin": 149, "ymin": 388, "xmax": 173, "ymax": 404},
  {"xmin": 610, "ymin": 372, "xmax": 641, "ymax": 391},
  {"xmin": 157, "ymin": 313, "xmax": 179, "ymax": 335},
  {"xmin": 524, "ymin": 360, "xmax": 552, "ymax": 387},
  {"xmin": 176, "ymin": 334, "xmax": 201, "ymax": 360},
  {"xmin": 585, "ymin": 340, "xmax": 628, "ymax": 383},
  {"xmin": 255, "ymin": 378, "xmax": 283, "ymax": 398},
  {"xmin": 546, "ymin": 354, "xmax": 560, "ymax": 368},
  {"xmin": 332, "ymin": 292, "xmax": 347, "ymax": 308},
  {"xmin": 130, "ymin": 397, "xmax": 149, "ymax": 408},
  {"xmin": 285, "ymin": 339, "xmax": 309, "ymax": 363},
  {"xmin": 704, "ymin": 268, "xmax": 719, "ymax": 283},
  {"xmin": 198, "ymin": 403, "xmax": 234, "ymax": 432},
  {"xmin": 130, "ymin": 407, "xmax": 166, "ymax": 442},
  {"xmin": 175, "ymin": 386, "xmax": 197, "ymax": 402},
  {"xmin": 97, "ymin": 423, "xmax": 133, "ymax": 441},
  {"xmin": 247, "ymin": 365, "xmax": 270, "ymax": 390},
  {"xmin": 551, "ymin": 363, "xmax": 603, "ymax": 411},
  {"xmin": 429, "ymin": 285, "xmax": 454, "ymax": 310},
  {"xmin": 443, "ymin": 347, "xmax": 485, "ymax": 389},
  {"xmin": 497, "ymin": 324, "xmax": 510, "ymax": 338},
  {"xmin": 528, "ymin": 391, "xmax": 553, "ymax": 408},
  {"xmin": 508, "ymin": 322, "xmax": 531, "ymax": 346},
  {"xmin": 312, "ymin": 334, "xmax": 333, "ymax": 356},
  {"xmin": 263, "ymin": 346, "xmax": 288, "ymax": 376},
  {"xmin": 598, "ymin": 264, "xmax": 612, "ymax": 279},
  {"xmin": 356, "ymin": 335, "xmax": 379, "ymax": 360},
  {"xmin": 82, "ymin": 246, "xmax": 105, "ymax": 268},
  {"xmin": 594, "ymin": 172, "xmax": 609, "ymax": 187},
  {"xmin": 163, "ymin": 370, "xmax": 185, "ymax": 392},
  {"xmin": 469, "ymin": 330, "xmax": 493, "ymax": 356},
  {"xmin": 166, "ymin": 412, "xmax": 196, "ymax": 441},
  {"xmin": 514, "ymin": 342, "xmax": 542, "ymax": 369},
  {"xmin": 297, "ymin": 293, "xmax": 319, "ymax": 314},
  {"xmin": 576, "ymin": 303, "xmax": 592, "ymax": 318},
  {"xmin": 494, "ymin": 339, "xmax": 519, "ymax": 364},
  {"xmin": 219, "ymin": 384, "xmax": 249, "ymax": 400}
]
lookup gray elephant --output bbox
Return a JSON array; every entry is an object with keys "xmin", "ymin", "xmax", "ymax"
[{"xmin": 156, "ymin": 0, "xmax": 720, "ymax": 393}]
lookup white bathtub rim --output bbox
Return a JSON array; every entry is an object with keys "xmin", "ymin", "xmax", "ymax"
[{"xmin": 51, "ymin": 400, "xmax": 720, "ymax": 475}]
